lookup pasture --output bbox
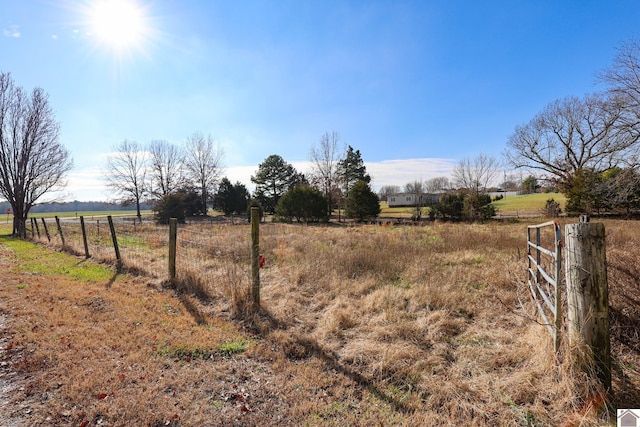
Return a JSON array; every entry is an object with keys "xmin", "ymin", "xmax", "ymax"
[
  {"xmin": 0, "ymin": 217, "xmax": 638, "ymax": 425},
  {"xmin": 491, "ymin": 193, "xmax": 567, "ymax": 216},
  {"xmin": 378, "ymin": 192, "xmax": 567, "ymax": 219}
]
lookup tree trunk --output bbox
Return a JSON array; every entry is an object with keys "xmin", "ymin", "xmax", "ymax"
[
  {"xmin": 11, "ymin": 203, "xmax": 27, "ymax": 238},
  {"xmin": 135, "ymin": 196, "xmax": 142, "ymax": 223}
]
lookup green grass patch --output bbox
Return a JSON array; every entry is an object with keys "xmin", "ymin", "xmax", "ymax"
[
  {"xmin": 379, "ymin": 204, "xmax": 431, "ymax": 218},
  {"xmin": 157, "ymin": 338, "xmax": 252, "ymax": 360},
  {"xmin": 216, "ymin": 337, "xmax": 252, "ymax": 356},
  {"xmin": 117, "ymin": 234, "xmax": 151, "ymax": 249},
  {"xmin": 157, "ymin": 344, "xmax": 213, "ymax": 360},
  {"xmin": 0, "ymin": 235, "xmax": 116, "ymax": 283},
  {"xmin": 492, "ymin": 193, "xmax": 566, "ymax": 212}
]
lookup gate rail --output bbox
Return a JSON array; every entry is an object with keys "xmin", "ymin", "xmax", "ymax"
[{"xmin": 526, "ymin": 221, "xmax": 562, "ymax": 352}]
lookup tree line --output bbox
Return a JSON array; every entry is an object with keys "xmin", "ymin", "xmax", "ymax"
[
  {"xmin": 184, "ymin": 140, "xmax": 379, "ymax": 224},
  {"xmin": 106, "ymin": 130, "xmax": 381, "ymax": 224}
]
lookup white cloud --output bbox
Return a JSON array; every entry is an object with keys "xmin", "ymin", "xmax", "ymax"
[
  {"xmin": 51, "ymin": 166, "xmax": 110, "ymax": 202},
  {"xmin": 3, "ymin": 25, "xmax": 20, "ymax": 38},
  {"xmin": 367, "ymin": 158, "xmax": 456, "ymax": 189}
]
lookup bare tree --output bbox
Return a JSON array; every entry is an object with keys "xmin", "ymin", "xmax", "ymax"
[
  {"xmin": 598, "ymin": 38, "xmax": 640, "ymax": 146},
  {"xmin": 0, "ymin": 72, "xmax": 72, "ymax": 237},
  {"xmin": 404, "ymin": 180, "xmax": 425, "ymax": 220},
  {"xmin": 377, "ymin": 185, "xmax": 400, "ymax": 201},
  {"xmin": 105, "ymin": 140, "xmax": 148, "ymax": 220},
  {"xmin": 148, "ymin": 140, "xmax": 184, "ymax": 197},
  {"xmin": 504, "ymin": 94, "xmax": 635, "ymax": 189},
  {"xmin": 453, "ymin": 153, "xmax": 499, "ymax": 194},
  {"xmin": 424, "ymin": 176, "xmax": 451, "ymax": 193},
  {"xmin": 309, "ymin": 131, "xmax": 343, "ymax": 215},
  {"xmin": 184, "ymin": 132, "xmax": 224, "ymax": 214}
]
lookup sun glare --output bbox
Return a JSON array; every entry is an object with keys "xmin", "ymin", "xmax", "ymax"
[{"xmin": 87, "ymin": 0, "xmax": 151, "ymax": 54}]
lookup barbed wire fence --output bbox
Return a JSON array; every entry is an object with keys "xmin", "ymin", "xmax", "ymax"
[
  {"xmin": 27, "ymin": 215, "xmax": 291, "ymax": 313},
  {"xmin": 30, "ymin": 215, "xmax": 169, "ymax": 278},
  {"xmin": 29, "ymin": 215, "xmax": 276, "ymax": 288}
]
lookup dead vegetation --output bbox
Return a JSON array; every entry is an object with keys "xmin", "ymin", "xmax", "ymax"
[{"xmin": 0, "ymin": 219, "xmax": 639, "ymax": 425}]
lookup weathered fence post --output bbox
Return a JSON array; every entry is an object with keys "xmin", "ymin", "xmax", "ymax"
[
  {"xmin": 168, "ymin": 218, "xmax": 177, "ymax": 281},
  {"xmin": 41, "ymin": 218, "xmax": 51, "ymax": 242},
  {"xmin": 564, "ymin": 220, "xmax": 611, "ymax": 391},
  {"xmin": 30, "ymin": 218, "xmax": 36, "ymax": 238},
  {"xmin": 107, "ymin": 215, "xmax": 122, "ymax": 270},
  {"xmin": 33, "ymin": 218, "xmax": 41, "ymax": 239},
  {"xmin": 80, "ymin": 216, "xmax": 90, "ymax": 258},
  {"xmin": 55, "ymin": 216, "xmax": 65, "ymax": 246},
  {"xmin": 250, "ymin": 207, "xmax": 260, "ymax": 306}
]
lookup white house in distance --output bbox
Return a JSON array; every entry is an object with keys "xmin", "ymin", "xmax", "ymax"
[{"xmin": 387, "ymin": 193, "xmax": 441, "ymax": 207}]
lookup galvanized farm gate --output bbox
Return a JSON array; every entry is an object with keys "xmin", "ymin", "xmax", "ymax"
[{"xmin": 526, "ymin": 221, "xmax": 562, "ymax": 352}]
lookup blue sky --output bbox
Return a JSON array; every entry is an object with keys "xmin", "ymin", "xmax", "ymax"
[{"xmin": 1, "ymin": 0, "xmax": 639, "ymax": 201}]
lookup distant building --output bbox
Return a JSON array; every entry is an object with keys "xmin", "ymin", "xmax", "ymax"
[{"xmin": 387, "ymin": 193, "xmax": 441, "ymax": 207}]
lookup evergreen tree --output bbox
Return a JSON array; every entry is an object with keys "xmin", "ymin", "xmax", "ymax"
[
  {"xmin": 275, "ymin": 185, "xmax": 328, "ymax": 223},
  {"xmin": 521, "ymin": 175, "xmax": 539, "ymax": 194},
  {"xmin": 344, "ymin": 180, "xmax": 380, "ymax": 222},
  {"xmin": 214, "ymin": 178, "xmax": 250, "ymax": 215},
  {"xmin": 154, "ymin": 193, "xmax": 186, "ymax": 224},
  {"xmin": 213, "ymin": 178, "xmax": 234, "ymax": 214},
  {"xmin": 251, "ymin": 155, "xmax": 301, "ymax": 213},
  {"xmin": 337, "ymin": 146, "xmax": 371, "ymax": 194}
]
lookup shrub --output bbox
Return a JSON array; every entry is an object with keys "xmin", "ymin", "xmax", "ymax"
[
  {"xmin": 154, "ymin": 193, "xmax": 186, "ymax": 224},
  {"xmin": 275, "ymin": 185, "xmax": 328, "ymax": 223},
  {"xmin": 344, "ymin": 180, "xmax": 380, "ymax": 222},
  {"xmin": 430, "ymin": 191, "xmax": 494, "ymax": 221},
  {"xmin": 544, "ymin": 198, "xmax": 562, "ymax": 217}
]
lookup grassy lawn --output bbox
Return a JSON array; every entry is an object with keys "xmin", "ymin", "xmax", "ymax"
[
  {"xmin": 491, "ymin": 192, "xmax": 566, "ymax": 213},
  {"xmin": 380, "ymin": 193, "xmax": 567, "ymax": 218}
]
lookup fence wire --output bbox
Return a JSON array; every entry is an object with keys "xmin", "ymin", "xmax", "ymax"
[{"xmin": 27, "ymin": 216, "xmax": 290, "ymax": 300}]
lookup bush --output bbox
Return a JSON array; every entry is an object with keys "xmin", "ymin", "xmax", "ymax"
[
  {"xmin": 544, "ymin": 198, "xmax": 562, "ymax": 217},
  {"xmin": 154, "ymin": 194, "xmax": 186, "ymax": 224},
  {"xmin": 344, "ymin": 180, "xmax": 380, "ymax": 222},
  {"xmin": 430, "ymin": 191, "xmax": 494, "ymax": 222},
  {"xmin": 430, "ymin": 192, "xmax": 464, "ymax": 221},
  {"xmin": 275, "ymin": 185, "xmax": 328, "ymax": 223}
]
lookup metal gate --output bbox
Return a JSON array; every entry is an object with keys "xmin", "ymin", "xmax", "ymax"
[{"xmin": 526, "ymin": 221, "xmax": 562, "ymax": 352}]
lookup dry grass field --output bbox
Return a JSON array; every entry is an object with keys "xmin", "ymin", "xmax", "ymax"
[{"xmin": 0, "ymin": 218, "xmax": 639, "ymax": 426}]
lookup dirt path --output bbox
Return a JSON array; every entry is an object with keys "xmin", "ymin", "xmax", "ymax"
[{"xmin": 0, "ymin": 295, "xmax": 25, "ymax": 426}]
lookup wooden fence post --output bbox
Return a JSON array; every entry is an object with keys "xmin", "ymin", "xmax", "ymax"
[
  {"xmin": 30, "ymin": 218, "xmax": 36, "ymax": 238},
  {"xmin": 107, "ymin": 215, "xmax": 122, "ymax": 270},
  {"xmin": 33, "ymin": 218, "xmax": 41, "ymax": 239},
  {"xmin": 80, "ymin": 216, "xmax": 90, "ymax": 258},
  {"xmin": 168, "ymin": 218, "xmax": 177, "ymax": 281},
  {"xmin": 251, "ymin": 207, "xmax": 260, "ymax": 306},
  {"xmin": 55, "ymin": 216, "xmax": 65, "ymax": 246},
  {"xmin": 41, "ymin": 218, "xmax": 51, "ymax": 242},
  {"xmin": 564, "ymin": 220, "xmax": 611, "ymax": 391}
]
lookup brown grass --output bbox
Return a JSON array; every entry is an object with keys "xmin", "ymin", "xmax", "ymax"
[{"xmin": 1, "ymin": 219, "xmax": 639, "ymax": 425}]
